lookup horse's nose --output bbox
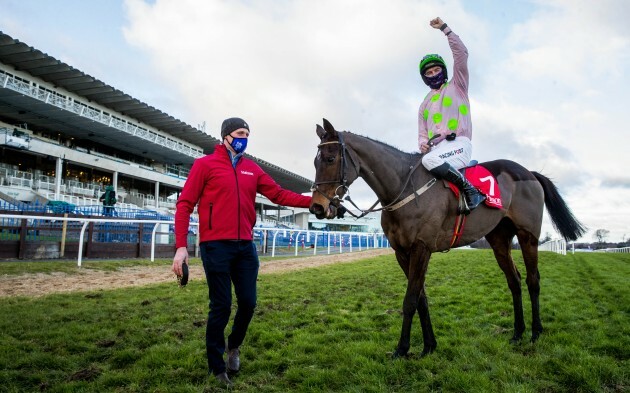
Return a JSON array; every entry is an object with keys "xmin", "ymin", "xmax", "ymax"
[
  {"xmin": 310, "ymin": 203, "xmax": 323, "ymax": 215},
  {"xmin": 310, "ymin": 203, "xmax": 326, "ymax": 219}
]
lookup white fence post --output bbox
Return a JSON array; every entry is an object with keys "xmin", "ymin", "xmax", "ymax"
[
  {"xmin": 0, "ymin": 213, "xmax": 389, "ymax": 263},
  {"xmin": 538, "ymin": 239, "xmax": 567, "ymax": 255}
]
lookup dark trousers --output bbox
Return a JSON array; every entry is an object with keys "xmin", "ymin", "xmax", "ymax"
[{"xmin": 200, "ymin": 240, "xmax": 259, "ymax": 375}]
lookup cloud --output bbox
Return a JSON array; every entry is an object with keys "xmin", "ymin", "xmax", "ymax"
[
  {"xmin": 121, "ymin": 0, "xmax": 486, "ymax": 176},
  {"xmin": 121, "ymin": 0, "xmax": 630, "ymax": 242},
  {"xmin": 503, "ymin": 0, "xmax": 630, "ymax": 88}
]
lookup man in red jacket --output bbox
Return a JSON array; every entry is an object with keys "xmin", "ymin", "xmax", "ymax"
[{"xmin": 172, "ymin": 117, "xmax": 312, "ymax": 387}]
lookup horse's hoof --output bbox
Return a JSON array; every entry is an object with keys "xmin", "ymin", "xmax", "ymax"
[
  {"xmin": 391, "ymin": 349, "xmax": 408, "ymax": 359},
  {"xmin": 509, "ymin": 335, "xmax": 523, "ymax": 345},
  {"xmin": 420, "ymin": 346, "xmax": 436, "ymax": 357}
]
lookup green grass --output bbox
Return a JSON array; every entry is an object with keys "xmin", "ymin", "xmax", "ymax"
[{"xmin": 0, "ymin": 250, "xmax": 628, "ymax": 392}]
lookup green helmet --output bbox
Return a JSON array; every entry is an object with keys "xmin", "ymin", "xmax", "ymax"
[{"xmin": 419, "ymin": 54, "xmax": 448, "ymax": 87}]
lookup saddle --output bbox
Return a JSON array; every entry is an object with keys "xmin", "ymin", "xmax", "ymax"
[{"xmin": 445, "ymin": 163, "xmax": 503, "ymax": 209}]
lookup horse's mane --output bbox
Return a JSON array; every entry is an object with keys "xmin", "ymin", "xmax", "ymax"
[{"xmin": 342, "ymin": 131, "xmax": 421, "ymax": 161}]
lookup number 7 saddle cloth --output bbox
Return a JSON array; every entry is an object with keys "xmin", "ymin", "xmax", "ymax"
[{"xmin": 446, "ymin": 164, "xmax": 503, "ymax": 209}]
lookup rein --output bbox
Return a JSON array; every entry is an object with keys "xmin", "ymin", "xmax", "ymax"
[{"xmin": 312, "ymin": 134, "xmax": 436, "ymax": 218}]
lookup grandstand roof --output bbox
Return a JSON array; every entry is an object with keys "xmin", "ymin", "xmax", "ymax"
[{"xmin": 0, "ymin": 31, "xmax": 313, "ymax": 193}]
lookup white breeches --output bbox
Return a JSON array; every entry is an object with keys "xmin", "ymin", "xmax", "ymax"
[{"xmin": 422, "ymin": 137, "xmax": 472, "ymax": 170}]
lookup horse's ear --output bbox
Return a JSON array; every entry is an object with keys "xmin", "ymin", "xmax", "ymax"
[
  {"xmin": 316, "ymin": 124, "xmax": 326, "ymax": 139},
  {"xmin": 322, "ymin": 118, "xmax": 336, "ymax": 135}
]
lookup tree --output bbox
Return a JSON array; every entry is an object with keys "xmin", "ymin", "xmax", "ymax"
[{"xmin": 593, "ymin": 229, "xmax": 610, "ymax": 244}]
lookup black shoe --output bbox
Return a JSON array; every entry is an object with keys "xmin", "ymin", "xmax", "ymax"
[
  {"xmin": 214, "ymin": 372, "xmax": 233, "ymax": 387},
  {"xmin": 431, "ymin": 163, "xmax": 486, "ymax": 215},
  {"xmin": 463, "ymin": 186, "xmax": 486, "ymax": 211},
  {"xmin": 227, "ymin": 348, "xmax": 240, "ymax": 372}
]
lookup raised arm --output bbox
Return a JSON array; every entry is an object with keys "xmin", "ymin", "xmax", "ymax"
[{"xmin": 431, "ymin": 17, "xmax": 469, "ymax": 93}]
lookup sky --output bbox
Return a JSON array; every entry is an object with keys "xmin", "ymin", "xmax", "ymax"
[{"xmin": 1, "ymin": 0, "xmax": 629, "ymax": 243}]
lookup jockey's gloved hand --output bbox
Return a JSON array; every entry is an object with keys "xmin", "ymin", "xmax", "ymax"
[{"xmin": 336, "ymin": 204, "xmax": 347, "ymax": 218}]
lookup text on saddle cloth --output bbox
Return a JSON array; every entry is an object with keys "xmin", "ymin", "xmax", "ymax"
[{"xmin": 446, "ymin": 165, "xmax": 503, "ymax": 209}]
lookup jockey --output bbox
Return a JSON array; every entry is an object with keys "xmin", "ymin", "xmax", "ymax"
[{"xmin": 418, "ymin": 17, "xmax": 485, "ymax": 214}]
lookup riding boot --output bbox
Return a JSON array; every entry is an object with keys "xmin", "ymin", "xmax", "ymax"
[{"xmin": 430, "ymin": 163, "xmax": 486, "ymax": 215}]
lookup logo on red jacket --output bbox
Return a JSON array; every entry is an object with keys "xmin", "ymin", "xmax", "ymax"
[{"xmin": 240, "ymin": 170, "xmax": 254, "ymax": 176}]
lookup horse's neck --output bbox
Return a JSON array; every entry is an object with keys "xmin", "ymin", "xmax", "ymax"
[{"xmin": 346, "ymin": 133, "xmax": 430, "ymax": 204}]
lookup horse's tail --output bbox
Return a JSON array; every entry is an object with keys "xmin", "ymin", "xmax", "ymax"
[{"xmin": 532, "ymin": 172, "xmax": 587, "ymax": 241}]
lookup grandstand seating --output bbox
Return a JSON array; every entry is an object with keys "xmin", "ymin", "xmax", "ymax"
[{"xmin": 0, "ymin": 166, "xmax": 299, "ymax": 229}]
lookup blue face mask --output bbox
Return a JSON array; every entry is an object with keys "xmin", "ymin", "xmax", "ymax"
[
  {"xmin": 425, "ymin": 70, "xmax": 446, "ymax": 90},
  {"xmin": 230, "ymin": 137, "xmax": 248, "ymax": 154}
]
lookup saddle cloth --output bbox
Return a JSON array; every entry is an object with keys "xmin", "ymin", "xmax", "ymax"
[{"xmin": 447, "ymin": 164, "xmax": 503, "ymax": 209}]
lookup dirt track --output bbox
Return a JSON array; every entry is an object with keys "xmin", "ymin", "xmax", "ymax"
[{"xmin": 0, "ymin": 249, "xmax": 393, "ymax": 298}]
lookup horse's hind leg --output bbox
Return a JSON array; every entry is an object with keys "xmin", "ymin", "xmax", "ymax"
[
  {"xmin": 486, "ymin": 218, "xmax": 526, "ymax": 343},
  {"xmin": 517, "ymin": 229, "xmax": 543, "ymax": 342}
]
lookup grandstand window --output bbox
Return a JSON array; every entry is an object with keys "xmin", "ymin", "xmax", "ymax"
[{"xmin": 166, "ymin": 164, "xmax": 190, "ymax": 178}]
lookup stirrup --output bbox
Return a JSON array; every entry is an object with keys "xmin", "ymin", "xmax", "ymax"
[{"xmin": 456, "ymin": 193, "xmax": 470, "ymax": 216}]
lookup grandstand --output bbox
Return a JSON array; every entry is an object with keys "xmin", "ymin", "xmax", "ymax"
[
  {"xmin": 0, "ymin": 30, "xmax": 315, "ymax": 227},
  {"xmin": 0, "ymin": 31, "xmax": 378, "ymax": 260}
]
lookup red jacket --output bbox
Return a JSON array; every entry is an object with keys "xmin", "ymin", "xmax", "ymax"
[{"xmin": 175, "ymin": 144, "xmax": 312, "ymax": 248}]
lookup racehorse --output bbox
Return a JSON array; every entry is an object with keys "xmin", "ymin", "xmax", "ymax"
[{"xmin": 309, "ymin": 119, "xmax": 585, "ymax": 358}]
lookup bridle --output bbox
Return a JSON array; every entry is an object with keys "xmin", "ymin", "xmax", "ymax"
[
  {"xmin": 310, "ymin": 133, "xmax": 358, "ymax": 213},
  {"xmin": 311, "ymin": 133, "xmax": 436, "ymax": 218}
]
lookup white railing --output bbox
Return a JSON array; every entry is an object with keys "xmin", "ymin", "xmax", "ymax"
[
  {"xmin": 35, "ymin": 180, "xmax": 57, "ymax": 192},
  {"xmin": 41, "ymin": 189, "xmax": 131, "ymax": 208},
  {"xmin": 160, "ymin": 201, "xmax": 176, "ymax": 209},
  {"xmin": 265, "ymin": 229, "xmax": 390, "ymax": 257},
  {"xmin": 8, "ymin": 176, "xmax": 33, "ymax": 188},
  {"xmin": 41, "ymin": 192, "xmax": 99, "ymax": 206},
  {"xmin": 0, "ymin": 213, "xmax": 389, "ymax": 267},
  {"xmin": 595, "ymin": 247, "xmax": 630, "ymax": 253},
  {"xmin": 539, "ymin": 239, "xmax": 567, "ymax": 255}
]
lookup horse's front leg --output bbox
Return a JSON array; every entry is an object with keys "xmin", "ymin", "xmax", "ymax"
[
  {"xmin": 417, "ymin": 284, "xmax": 437, "ymax": 355},
  {"xmin": 393, "ymin": 284, "xmax": 415, "ymax": 358},
  {"xmin": 393, "ymin": 243, "xmax": 435, "ymax": 358}
]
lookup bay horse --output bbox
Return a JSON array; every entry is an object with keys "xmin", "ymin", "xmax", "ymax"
[{"xmin": 309, "ymin": 119, "xmax": 585, "ymax": 358}]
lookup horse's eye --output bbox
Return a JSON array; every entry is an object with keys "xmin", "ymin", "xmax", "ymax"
[{"xmin": 326, "ymin": 156, "xmax": 335, "ymax": 163}]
